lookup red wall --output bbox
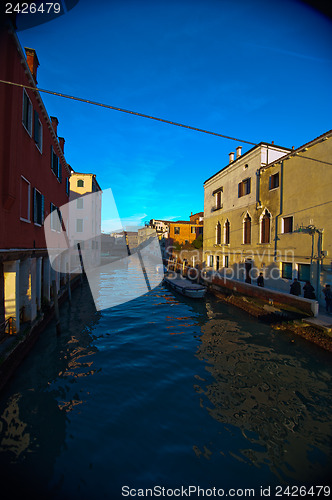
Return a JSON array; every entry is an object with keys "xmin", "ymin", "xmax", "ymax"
[{"xmin": 0, "ymin": 24, "xmax": 70, "ymax": 250}]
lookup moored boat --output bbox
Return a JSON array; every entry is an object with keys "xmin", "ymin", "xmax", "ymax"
[{"xmin": 163, "ymin": 275, "xmax": 206, "ymax": 299}]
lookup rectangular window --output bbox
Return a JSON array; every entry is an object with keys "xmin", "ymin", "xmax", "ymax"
[
  {"xmin": 22, "ymin": 90, "xmax": 32, "ymax": 135},
  {"xmin": 51, "ymin": 146, "xmax": 58, "ymax": 177},
  {"xmin": 238, "ymin": 178, "xmax": 251, "ymax": 197},
  {"xmin": 282, "ymin": 262, "xmax": 292, "ymax": 279},
  {"xmin": 283, "ymin": 216, "xmax": 293, "ymax": 233},
  {"xmin": 213, "ymin": 187, "xmax": 223, "ymax": 210},
  {"xmin": 191, "ymin": 226, "xmax": 196, "ymax": 234},
  {"xmin": 77, "ymin": 198, "xmax": 84, "ymax": 209},
  {"xmin": 34, "ymin": 110, "xmax": 43, "ymax": 152},
  {"xmin": 224, "ymin": 255, "xmax": 229, "ymax": 268},
  {"xmin": 50, "ymin": 203, "xmax": 58, "ymax": 231},
  {"xmin": 269, "ymin": 172, "xmax": 279, "ymax": 190},
  {"xmin": 208, "ymin": 255, "xmax": 214, "ymax": 267},
  {"xmin": 20, "ymin": 176, "xmax": 31, "ymax": 222},
  {"xmin": 174, "ymin": 227, "xmax": 180, "ymax": 234},
  {"xmin": 33, "ymin": 188, "xmax": 44, "ymax": 226},
  {"xmin": 298, "ymin": 263, "xmax": 310, "ymax": 282},
  {"xmin": 198, "ymin": 227, "xmax": 203, "ymax": 235},
  {"xmin": 76, "ymin": 219, "xmax": 83, "ymax": 233},
  {"xmin": 66, "ymin": 177, "xmax": 70, "ymax": 196}
]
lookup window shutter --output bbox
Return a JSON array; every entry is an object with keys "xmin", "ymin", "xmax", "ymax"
[
  {"xmin": 51, "ymin": 146, "xmax": 54, "ymax": 172},
  {"xmin": 244, "ymin": 216, "xmax": 251, "ymax": 244},
  {"xmin": 225, "ymin": 220, "xmax": 230, "ymax": 245},
  {"xmin": 216, "ymin": 223, "xmax": 221, "ymax": 244},
  {"xmin": 33, "ymin": 188, "xmax": 37, "ymax": 223},
  {"xmin": 41, "ymin": 194, "xmax": 45, "ymax": 224},
  {"xmin": 238, "ymin": 182, "xmax": 243, "ymax": 198},
  {"xmin": 58, "ymin": 162, "xmax": 62, "ymax": 182},
  {"xmin": 34, "ymin": 110, "xmax": 39, "ymax": 143}
]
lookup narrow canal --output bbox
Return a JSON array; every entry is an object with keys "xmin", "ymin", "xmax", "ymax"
[{"xmin": 0, "ymin": 266, "xmax": 331, "ymax": 499}]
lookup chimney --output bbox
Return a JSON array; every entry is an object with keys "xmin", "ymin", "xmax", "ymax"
[
  {"xmin": 24, "ymin": 48, "xmax": 39, "ymax": 84},
  {"xmin": 59, "ymin": 137, "xmax": 65, "ymax": 153},
  {"xmin": 271, "ymin": 141, "xmax": 274, "ymax": 145},
  {"xmin": 50, "ymin": 116, "xmax": 59, "ymax": 136},
  {"xmin": 229, "ymin": 152, "xmax": 234, "ymax": 163},
  {"xmin": 236, "ymin": 146, "xmax": 242, "ymax": 158}
]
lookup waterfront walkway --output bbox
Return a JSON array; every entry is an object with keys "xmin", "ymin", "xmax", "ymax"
[{"xmin": 303, "ymin": 312, "xmax": 332, "ymax": 332}]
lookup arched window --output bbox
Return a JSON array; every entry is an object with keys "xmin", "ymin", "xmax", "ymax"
[
  {"xmin": 216, "ymin": 222, "xmax": 222, "ymax": 244},
  {"xmin": 244, "ymin": 214, "xmax": 251, "ymax": 244},
  {"xmin": 77, "ymin": 179, "xmax": 84, "ymax": 187},
  {"xmin": 261, "ymin": 210, "xmax": 271, "ymax": 243},
  {"xmin": 224, "ymin": 219, "xmax": 230, "ymax": 245}
]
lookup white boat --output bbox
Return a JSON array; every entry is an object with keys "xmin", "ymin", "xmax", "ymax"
[{"xmin": 163, "ymin": 275, "xmax": 206, "ymax": 299}]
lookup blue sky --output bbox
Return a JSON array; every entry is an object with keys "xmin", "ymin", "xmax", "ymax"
[{"xmin": 16, "ymin": 0, "xmax": 332, "ymax": 229}]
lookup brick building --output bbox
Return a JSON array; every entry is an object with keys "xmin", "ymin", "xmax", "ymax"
[{"xmin": 0, "ymin": 18, "xmax": 72, "ymax": 332}]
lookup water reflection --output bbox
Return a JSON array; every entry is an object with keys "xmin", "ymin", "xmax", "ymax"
[
  {"xmin": 195, "ymin": 308, "xmax": 332, "ymax": 483},
  {"xmin": 0, "ymin": 281, "xmax": 100, "ymax": 496},
  {"xmin": 0, "ymin": 393, "xmax": 30, "ymax": 459}
]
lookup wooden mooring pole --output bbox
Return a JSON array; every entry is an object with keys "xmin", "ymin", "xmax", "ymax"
[
  {"xmin": 52, "ymin": 280, "xmax": 61, "ymax": 335},
  {"xmin": 66, "ymin": 264, "xmax": 72, "ymax": 303}
]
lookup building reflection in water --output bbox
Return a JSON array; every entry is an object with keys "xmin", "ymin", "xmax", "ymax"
[
  {"xmin": 195, "ymin": 307, "xmax": 332, "ymax": 483},
  {"xmin": 0, "ymin": 281, "xmax": 101, "ymax": 496}
]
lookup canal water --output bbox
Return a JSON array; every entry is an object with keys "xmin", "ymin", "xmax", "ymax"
[{"xmin": 0, "ymin": 265, "xmax": 331, "ymax": 499}]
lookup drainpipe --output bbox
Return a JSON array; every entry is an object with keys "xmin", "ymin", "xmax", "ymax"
[
  {"xmin": 274, "ymin": 161, "xmax": 284, "ymax": 261},
  {"xmin": 256, "ymin": 170, "xmax": 261, "ymax": 207},
  {"xmin": 316, "ymin": 230, "xmax": 323, "ymax": 301}
]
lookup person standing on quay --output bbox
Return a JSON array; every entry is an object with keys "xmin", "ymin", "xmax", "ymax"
[
  {"xmin": 322, "ymin": 284, "xmax": 332, "ymax": 314},
  {"xmin": 303, "ymin": 281, "xmax": 316, "ymax": 299},
  {"xmin": 257, "ymin": 272, "xmax": 264, "ymax": 287},
  {"xmin": 290, "ymin": 278, "xmax": 301, "ymax": 296}
]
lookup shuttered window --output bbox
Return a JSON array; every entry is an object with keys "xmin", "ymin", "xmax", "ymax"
[
  {"xmin": 283, "ymin": 216, "xmax": 293, "ymax": 233},
  {"xmin": 238, "ymin": 178, "xmax": 251, "ymax": 197},
  {"xmin": 20, "ymin": 176, "xmax": 30, "ymax": 222},
  {"xmin": 50, "ymin": 203, "xmax": 61, "ymax": 231},
  {"xmin": 34, "ymin": 110, "xmax": 43, "ymax": 152},
  {"xmin": 33, "ymin": 188, "xmax": 44, "ymax": 225},
  {"xmin": 76, "ymin": 219, "xmax": 83, "ymax": 233},
  {"xmin": 269, "ymin": 172, "xmax": 279, "ymax": 190},
  {"xmin": 77, "ymin": 198, "xmax": 84, "ymax": 209},
  {"xmin": 224, "ymin": 220, "xmax": 230, "ymax": 245},
  {"xmin": 244, "ymin": 214, "xmax": 251, "ymax": 244},
  {"xmin": 22, "ymin": 90, "xmax": 32, "ymax": 135},
  {"xmin": 216, "ymin": 222, "xmax": 221, "ymax": 244},
  {"xmin": 51, "ymin": 146, "xmax": 58, "ymax": 176},
  {"xmin": 261, "ymin": 211, "xmax": 271, "ymax": 243}
]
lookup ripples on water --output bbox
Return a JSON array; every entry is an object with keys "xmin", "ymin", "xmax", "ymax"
[{"xmin": 0, "ymin": 265, "xmax": 331, "ymax": 498}]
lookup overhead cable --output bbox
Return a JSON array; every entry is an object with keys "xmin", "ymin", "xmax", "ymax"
[{"xmin": 0, "ymin": 79, "xmax": 256, "ymax": 145}]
